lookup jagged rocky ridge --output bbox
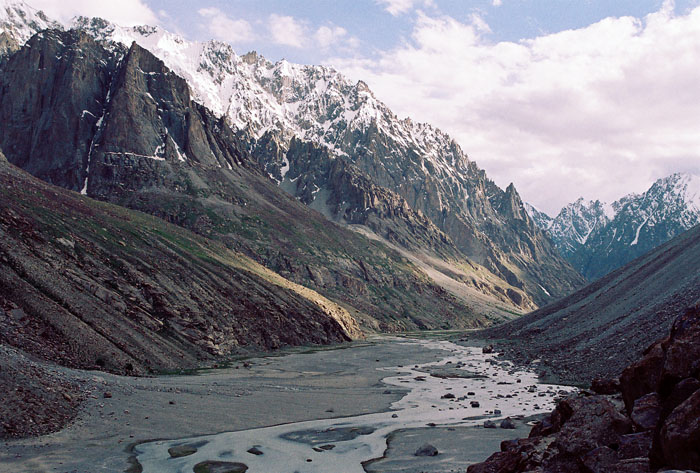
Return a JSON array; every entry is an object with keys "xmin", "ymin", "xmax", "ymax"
[
  {"xmin": 528, "ymin": 173, "xmax": 700, "ymax": 280},
  {"xmin": 0, "ymin": 7, "xmax": 585, "ymax": 305},
  {"xmin": 0, "ymin": 28, "xmax": 506, "ymax": 331},
  {"xmin": 469, "ymin": 304, "xmax": 700, "ymax": 473}
]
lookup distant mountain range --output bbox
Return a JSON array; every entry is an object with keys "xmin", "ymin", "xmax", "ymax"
[
  {"xmin": 0, "ymin": 0, "xmax": 586, "ymax": 322},
  {"xmin": 526, "ymin": 172, "xmax": 700, "ymax": 280}
]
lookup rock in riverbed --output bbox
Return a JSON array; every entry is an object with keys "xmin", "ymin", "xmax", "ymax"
[
  {"xmin": 414, "ymin": 444, "xmax": 439, "ymax": 457},
  {"xmin": 193, "ymin": 461, "xmax": 248, "ymax": 473},
  {"xmin": 168, "ymin": 444, "xmax": 198, "ymax": 458}
]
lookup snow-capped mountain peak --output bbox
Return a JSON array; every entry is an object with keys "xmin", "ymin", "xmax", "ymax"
[
  {"xmin": 542, "ymin": 198, "xmax": 612, "ymax": 257},
  {"xmin": 0, "ymin": 1, "xmax": 590, "ymax": 302},
  {"xmin": 524, "ymin": 202, "xmax": 553, "ymax": 230},
  {"xmin": 0, "ymin": 0, "xmax": 60, "ymax": 44},
  {"xmin": 66, "ymin": 14, "xmax": 472, "ymax": 180},
  {"xmin": 669, "ymin": 172, "xmax": 700, "ymax": 212}
]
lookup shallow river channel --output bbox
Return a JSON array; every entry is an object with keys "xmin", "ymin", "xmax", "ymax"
[{"xmin": 135, "ymin": 339, "xmax": 576, "ymax": 472}]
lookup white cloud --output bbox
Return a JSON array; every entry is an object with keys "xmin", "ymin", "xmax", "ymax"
[
  {"xmin": 29, "ymin": 0, "xmax": 158, "ymax": 26},
  {"xmin": 314, "ymin": 25, "xmax": 360, "ymax": 52},
  {"xmin": 198, "ymin": 7, "xmax": 255, "ymax": 44},
  {"xmin": 268, "ymin": 14, "xmax": 307, "ymax": 48},
  {"xmin": 492, "ymin": 0, "xmax": 503, "ymax": 6},
  {"xmin": 315, "ymin": 25, "xmax": 346, "ymax": 49},
  {"xmin": 376, "ymin": 0, "xmax": 434, "ymax": 16},
  {"xmin": 469, "ymin": 13, "xmax": 492, "ymax": 34},
  {"xmin": 331, "ymin": 7, "xmax": 700, "ymax": 214}
]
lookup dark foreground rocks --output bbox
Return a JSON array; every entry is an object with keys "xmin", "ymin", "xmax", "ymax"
[{"xmin": 468, "ymin": 304, "xmax": 700, "ymax": 473}]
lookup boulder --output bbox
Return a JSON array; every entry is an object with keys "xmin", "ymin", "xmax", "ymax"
[
  {"xmin": 592, "ymin": 377, "xmax": 621, "ymax": 395},
  {"xmin": 554, "ymin": 397, "xmax": 632, "ymax": 455},
  {"xmin": 192, "ymin": 461, "xmax": 248, "ymax": 473},
  {"xmin": 414, "ymin": 443, "xmax": 438, "ymax": 457},
  {"xmin": 618, "ymin": 431, "xmax": 652, "ymax": 459},
  {"xmin": 168, "ymin": 444, "xmax": 198, "ymax": 458},
  {"xmin": 660, "ymin": 378, "xmax": 700, "ymax": 419},
  {"xmin": 581, "ymin": 446, "xmax": 619, "ymax": 473},
  {"xmin": 500, "ymin": 418, "xmax": 516, "ymax": 429},
  {"xmin": 621, "ymin": 305, "xmax": 700, "ymax": 412},
  {"xmin": 631, "ymin": 393, "xmax": 661, "ymax": 431},
  {"xmin": 620, "ymin": 342, "xmax": 665, "ymax": 412},
  {"xmin": 657, "ymin": 390, "xmax": 700, "ymax": 470},
  {"xmin": 529, "ymin": 400, "xmax": 572, "ymax": 437},
  {"xmin": 466, "ymin": 451, "xmax": 520, "ymax": 473},
  {"xmin": 661, "ymin": 307, "xmax": 700, "ymax": 385},
  {"xmin": 613, "ymin": 458, "xmax": 651, "ymax": 473}
]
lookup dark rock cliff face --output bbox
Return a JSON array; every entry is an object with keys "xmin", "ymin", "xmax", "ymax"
[
  {"xmin": 0, "ymin": 30, "xmax": 488, "ymax": 331},
  {"xmin": 256, "ymin": 137, "xmax": 535, "ymax": 309},
  {"xmin": 469, "ymin": 305, "xmax": 700, "ymax": 473},
  {"xmin": 0, "ymin": 29, "xmax": 118, "ymax": 190},
  {"xmin": 269, "ymin": 136, "xmax": 463, "ymax": 259}
]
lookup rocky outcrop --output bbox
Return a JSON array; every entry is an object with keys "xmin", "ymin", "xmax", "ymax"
[
  {"xmin": 257, "ymin": 137, "xmax": 535, "ymax": 310},
  {"xmin": 468, "ymin": 305, "xmax": 700, "ymax": 473},
  {"xmin": 267, "ymin": 117, "xmax": 585, "ymax": 305},
  {"xmin": 278, "ymin": 138, "xmax": 460, "ymax": 259}
]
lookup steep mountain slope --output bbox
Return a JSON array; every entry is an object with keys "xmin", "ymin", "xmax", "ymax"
[
  {"xmin": 0, "ymin": 28, "xmax": 506, "ymax": 330},
  {"xmin": 0, "ymin": 150, "xmax": 360, "ymax": 375},
  {"xmin": 57, "ymin": 12, "xmax": 585, "ymax": 305},
  {"xmin": 482, "ymin": 221, "xmax": 700, "ymax": 384},
  {"xmin": 0, "ymin": 0, "xmax": 57, "ymax": 45},
  {"xmin": 523, "ymin": 202, "xmax": 553, "ymax": 231}
]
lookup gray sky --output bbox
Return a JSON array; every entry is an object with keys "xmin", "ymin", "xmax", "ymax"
[{"xmin": 29, "ymin": 0, "xmax": 700, "ymax": 214}]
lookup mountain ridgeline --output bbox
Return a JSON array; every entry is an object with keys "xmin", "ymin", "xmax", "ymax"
[
  {"xmin": 0, "ymin": 0, "xmax": 589, "ymax": 320},
  {"xmin": 0, "ymin": 0, "xmax": 593, "ymax": 347},
  {"xmin": 66, "ymin": 14, "xmax": 585, "ymax": 305},
  {"xmin": 1, "ymin": 28, "xmax": 507, "ymax": 334},
  {"xmin": 528, "ymin": 173, "xmax": 700, "ymax": 280}
]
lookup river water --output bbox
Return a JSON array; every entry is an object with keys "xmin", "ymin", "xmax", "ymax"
[{"xmin": 134, "ymin": 339, "xmax": 576, "ymax": 472}]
